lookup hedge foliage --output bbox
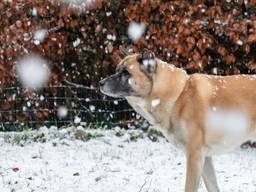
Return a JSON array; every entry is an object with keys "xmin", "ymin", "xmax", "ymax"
[
  {"xmin": 2, "ymin": 0, "xmax": 256, "ymax": 126},
  {"xmin": 2, "ymin": 1, "xmax": 256, "ymax": 87}
]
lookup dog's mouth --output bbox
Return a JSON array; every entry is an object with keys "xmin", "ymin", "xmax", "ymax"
[
  {"xmin": 99, "ymin": 79, "xmax": 124, "ymax": 98},
  {"xmin": 100, "ymin": 86, "xmax": 122, "ymax": 98}
]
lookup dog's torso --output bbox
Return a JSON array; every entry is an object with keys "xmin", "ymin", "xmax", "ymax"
[
  {"xmin": 126, "ymin": 63, "xmax": 256, "ymax": 155},
  {"xmin": 180, "ymin": 74, "xmax": 256, "ymax": 155}
]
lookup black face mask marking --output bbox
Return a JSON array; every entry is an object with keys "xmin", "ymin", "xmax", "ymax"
[{"xmin": 100, "ymin": 69, "xmax": 132, "ymax": 98}]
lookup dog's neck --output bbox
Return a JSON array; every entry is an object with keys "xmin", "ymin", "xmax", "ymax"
[
  {"xmin": 148, "ymin": 59, "xmax": 188, "ymax": 106},
  {"xmin": 126, "ymin": 59, "xmax": 188, "ymax": 132}
]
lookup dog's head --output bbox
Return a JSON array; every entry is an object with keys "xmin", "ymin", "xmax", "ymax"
[{"xmin": 100, "ymin": 49, "xmax": 157, "ymax": 98}]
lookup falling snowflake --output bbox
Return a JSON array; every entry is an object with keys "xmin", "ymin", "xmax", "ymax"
[
  {"xmin": 89, "ymin": 105, "xmax": 95, "ymax": 112},
  {"xmin": 40, "ymin": 95, "xmax": 45, "ymax": 101},
  {"xmin": 34, "ymin": 29, "xmax": 47, "ymax": 45},
  {"xmin": 127, "ymin": 22, "xmax": 146, "ymax": 42},
  {"xmin": 60, "ymin": 0, "xmax": 93, "ymax": 7},
  {"xmin": 27, "ymin": 101, "xmax": 31, "ymax": 107},
  {"xmin": 73, "ymin": 38, "xmax": 81, "ymax": 47},
  {"xmin": 16, "ymin": 54, "xmax": 50, "ymax": 90},
  {"xmin": 74, "ymin": 116, "xmax": 81, "ymax": 124},
  {"xmin": 58, "ymin": 106, "xmax": 68, "ymax": 118},
  {"xmin": 151, "ymin": 99, "xmax": 160, "ymax": 108},
  {"xmin": 32, "ymin": 7, "xmax": 37, "ymax": 16},
  {"xmin": 236, "ymin": 40, "xmax": 243, "ymax": 46}
]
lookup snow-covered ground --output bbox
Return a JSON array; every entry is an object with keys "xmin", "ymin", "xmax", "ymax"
[{"xmin": 0, "ymin": 127, "xmax": 256, "ymax": 192}]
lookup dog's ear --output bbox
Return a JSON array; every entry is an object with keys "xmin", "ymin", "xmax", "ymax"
[{"xmin": 137, "ymin": 49, "xmax": 157, "ymax": 77}]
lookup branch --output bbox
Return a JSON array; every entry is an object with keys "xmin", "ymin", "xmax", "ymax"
[{"xmin": 64, "ymin": 79, "xmax": 97, "ymax": 90}]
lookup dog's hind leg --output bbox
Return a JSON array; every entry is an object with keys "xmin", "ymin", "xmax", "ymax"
[{"xmin": 202, "ymin": 157, "xmax": 220, "ymax": 192}]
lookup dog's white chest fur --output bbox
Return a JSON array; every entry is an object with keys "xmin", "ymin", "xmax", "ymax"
[
  {"xmin": 126, "ymin": 96, "xmax": 187, "ymax": 149},
  {"xmin": 126, "ymin": 96, "xmax": 156, "ymax": 125}
]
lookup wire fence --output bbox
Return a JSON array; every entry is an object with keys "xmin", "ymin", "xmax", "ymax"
[{"xmin": 0, "ymin": 85, "xmax": 146, "ymax": 131}]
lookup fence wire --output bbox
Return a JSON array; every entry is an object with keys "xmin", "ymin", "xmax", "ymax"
[{"xmin": 0, "ymin": 85, "xmax": 146, "ymax": 131}]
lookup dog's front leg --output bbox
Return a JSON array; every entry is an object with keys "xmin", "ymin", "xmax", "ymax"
[
  {"xmin": 202, "ymin": 157, "xmax": 220, "ymax": 192},
  {"xmin": 185, "ymin": 150, "xmax": 205, "ymax": 192}
]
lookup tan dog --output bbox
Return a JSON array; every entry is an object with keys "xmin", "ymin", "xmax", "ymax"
[{"xmin": 100, "ymin": 49, "xmax": 256, "ymax": 192}]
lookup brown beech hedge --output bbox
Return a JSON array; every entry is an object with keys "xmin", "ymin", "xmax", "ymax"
[
  {"xmin": 2, "ymin": 0, "xmax": 256, "ymax": 87},
  {"xmin": 2, "ymin": 0, "xmax": 256, "ymax": 127}
]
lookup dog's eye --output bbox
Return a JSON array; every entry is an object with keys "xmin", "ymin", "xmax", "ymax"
[{"xmin": 121, "ymin": 70, "xmax": 130, "ymax": 76}]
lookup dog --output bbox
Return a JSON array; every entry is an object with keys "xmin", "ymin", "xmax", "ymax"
[{"xmin": 100, "ymin": 49, "xmax": 256, "ymax": 192}]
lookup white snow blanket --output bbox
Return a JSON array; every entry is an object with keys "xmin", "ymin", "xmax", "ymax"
[{"xmin": 0, "ymin": 128, "xmax": 255, "ymax": 192}]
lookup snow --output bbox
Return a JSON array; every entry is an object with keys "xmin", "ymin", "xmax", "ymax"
[
  {"xmin": 74, "ymin": 116, "xmax": 81, "ymax": 124},
  {"xmin": 22, "ymin": 106, "xmax": 27, "ymax": 111},
  {"xmin": 212, "ymin": 106, "xmax": 217, "ymax": 111},
  {"xmin": 34, "ymin": 29, "xmax": 47, "ymax": 45},
  {"xmin": 106, "ymin": 11, "xmax": 112, "ymax": 17},
  {"xmin": 212, "ymin": 67, "xmax": 218, "ymax": 75},
  {"xmin": 206, "ymin": 109, "xmax": 250, "ymax": 136},
  {"xmin": 142, "ymin": 59, "xmax": 156, "ymax": 69},
  {"xmin": 73, "ymin": 38, "xmax": 81, "ymax": 47},
  {"xmin": 85, "ymin": 98, "xmax": 90, "ymax": 102},
  {"xmin": 27, "ymin": 101, "xmax": 31, "ymax": 107},
  {"xmin": 129, "ymin": 65, "xmax": 134, "ymax": 70},
  {"xmin": 60, "ymin": 0, "xmax": 93, "ymax": 7},
  {"xmin": 151, "ymin": 99, "xmax": 160, "ymax": 108},
  {"xmin": 143, "ymin": 59, "xmax": 149, "ymax": 66},
  {"xmin": 16, "ymin": 55, "xmax": 50, "ymax": 90},
  {"xmin": 127, "ymin": 22, "xmax": 146, "ymax": 42},
  {"xmin": 106, "ymin": 34, "xmax": 116, "ymax": 41},
  {"xmin": 128, "ymin": 78, "xmax": 133, "ymax": 85},
  {"xmin": 32, "ymin": 7, "xmax": 37, "ymax": 16},
  {"xmin": 40, "ymin": 95, "xmax": 45, "ymax": 101},
  {"xmin": 0, "ymin": 127, "xmax": 256, "ymax": 192},
  {"xmin": 236, "ymin": 40, "xmax": 243, "ymax": 46},
  {"xmin": 57, "ymin": 106, "xmax": 68, "ymax": 118},
  {"xmin": 89, "ymin": 105, "xmax": 95, "ymax": 112}
]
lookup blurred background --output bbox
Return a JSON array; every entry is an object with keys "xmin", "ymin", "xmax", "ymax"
[{"xmin": 1, "ymin": 0, "xmax": 256, "ymax": 131}]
